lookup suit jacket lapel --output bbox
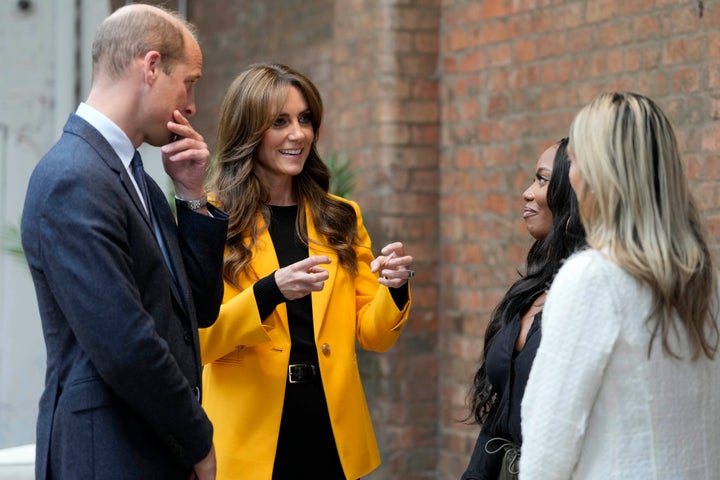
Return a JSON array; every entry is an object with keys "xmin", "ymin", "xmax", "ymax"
[
  {"xmin": 66, "ymin": 115, "xmax": 188, "ymax": 315},
  {"xmin": 148, "ymin": 181, "xmax": 190, "ymax": 316},
  {"xmin": 66, "ymin": 114, "xmax": 152, "ymax": 230},
  {"xmin": 123, "ymin": 172, "xmax": 153, "ymax": 231}
]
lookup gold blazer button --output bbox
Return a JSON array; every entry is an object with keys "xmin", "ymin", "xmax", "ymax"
[{"xmin": 321, "ymin": 343, "xmax": 331, "ymax": 355}]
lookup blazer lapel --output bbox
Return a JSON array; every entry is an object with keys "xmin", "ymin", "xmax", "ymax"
[
  {"xmin": 253, "ymin": 211, "xmax": 338, "ymax": 338},
  {"xmin": 253, "ymin": 216, "xmax": 282, "ymax": 279}
]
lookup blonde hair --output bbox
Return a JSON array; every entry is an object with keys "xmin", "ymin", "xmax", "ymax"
[
  {"xmin": 211, "ymin": 63, "xmax": 359, "ymax": 288},
  {"xmin": 91, "ymin": 4, "xmax": 196, "ymax": 81},
  {"xmin": 569, "ymin": 91, "xmax": 718, "ymax": 360}
]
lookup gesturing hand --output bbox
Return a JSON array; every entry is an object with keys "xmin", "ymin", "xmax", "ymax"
[
  {"xmin": 371, "ymin": 242, "xmax": 414, "ymax": 288},
  {"xmin": 274, "ymin": 256, "xmax": 331, "ymax": 301}
]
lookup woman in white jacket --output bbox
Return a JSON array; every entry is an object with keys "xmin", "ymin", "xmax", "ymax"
[{"xmin": 520, "ymin": 91, "xmax": 720, "ymax": 479}]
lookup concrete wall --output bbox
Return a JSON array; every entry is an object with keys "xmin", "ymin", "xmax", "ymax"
[{"xmin": 0, "ymin": 0, "xmax": 109, "ymax": 448}]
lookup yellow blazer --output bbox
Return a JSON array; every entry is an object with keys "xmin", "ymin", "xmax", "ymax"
[{"xmin": 199, "ymin": 198, "xmax": 412, "ymax": 479}]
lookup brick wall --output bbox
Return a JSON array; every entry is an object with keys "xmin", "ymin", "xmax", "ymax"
[
  {"xmin": 190, "ymin": 0, "xmax": 336, "ymax": 152},
  {"xmin": 329, "ymin": 2, "xmax": 441, "ymax": 479},
  {"xmin": 189, "ymin": 1, "xmax": 441, "ymax": 479},
  {"xmin": 437, "ymin": 1, "xmax": 720, "ymax": 478},
  {"xmin": 113, "ymin": 1, "xmax": 720, "ymax": 478}
]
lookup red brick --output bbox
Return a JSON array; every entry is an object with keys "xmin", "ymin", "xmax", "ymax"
[
  {"xmin": 537, "ymin": 2, "xmax": 585, "ymax": 30},
  {"xmin": 623, "ymin": 0, "xmax": 655, "ymax": 14},
  {"xmin": 586, "ymin": 0, "xmax": 620, "ymax": 23},
  {"xmin": 701, "ymin": 125, "xmax": 720, "ymax": 152},
  {"xmin": 662, "ymin": 6, "xmax": 703, "ymax": 35},
  {"xmin": 672, "ymin": 68, "xmax": 701, "ymax": 93},
  {"xmin": 598, "ymin": 20, "xmax": 634, "ymax": 47},
  {"xmin": 481, "ymin": 0, "xmax": 511, "ymax": 19},
  {"xmin": 634, "ymin": 14, "xmax": 662, "ymax": 40},
  {"xmin": 709, "ymin": 65, "xmax": 720, "ymax": 89},
  {"xmin": 662, "ymin": 37, "xmax": 705, "ymax": 65},
  {"xmin": 514, "ymin": 38, "xmax": 536, "ymax": 63},
  {"xmin": 414, "ymin": 31, "xmax": 439, "ymax": 53}
]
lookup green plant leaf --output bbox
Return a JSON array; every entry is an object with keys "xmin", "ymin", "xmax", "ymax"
[
  {"xmin": 1, "ymin": 224, "xmax": 26, "ymax": 262},
  {"xmin": 325, "ymin": 151, "xmax": 356, "ymax": 199}
]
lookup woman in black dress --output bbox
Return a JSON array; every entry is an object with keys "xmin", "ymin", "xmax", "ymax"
[{"xmin": 461, "ymin": 138, "xmax": 585, "ymax": 480}]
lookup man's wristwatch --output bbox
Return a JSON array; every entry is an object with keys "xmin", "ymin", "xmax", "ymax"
[{"xmin": 175, "ymin": 192, "xmax": 208, "ymax": 211}]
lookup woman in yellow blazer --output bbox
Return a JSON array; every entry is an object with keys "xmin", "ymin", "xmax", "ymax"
[{"xmin": 200, "ymin": 63, "xmax": 413, "ymax": 480}]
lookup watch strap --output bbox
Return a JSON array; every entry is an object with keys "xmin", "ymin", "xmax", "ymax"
[{"xmin": 175, "ymin": 192, "xmax": 208, "ymax": 211}]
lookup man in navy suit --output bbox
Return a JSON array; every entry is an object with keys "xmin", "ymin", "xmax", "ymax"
[{"xmin": 21, "ymin": 4, "xmax": 227, "ymax": 479}]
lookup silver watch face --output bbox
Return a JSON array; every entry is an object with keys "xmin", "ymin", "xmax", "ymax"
[
  {"xmin": 186, "ymin": 198, "xmax": 205, "ymax": 210},
  {"xmin": 177, "ymin": 194, "xmax": 207, "ymax": 210}
]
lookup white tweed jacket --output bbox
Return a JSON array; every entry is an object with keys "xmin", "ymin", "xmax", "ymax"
[{"xmin": 520, "ymin": 248, "xmax": 720, "ymax": 480}]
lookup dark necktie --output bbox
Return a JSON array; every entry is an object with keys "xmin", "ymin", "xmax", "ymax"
[{"xmin": 130, "ymin": 151, "xmax": 179, "ymax": 287}]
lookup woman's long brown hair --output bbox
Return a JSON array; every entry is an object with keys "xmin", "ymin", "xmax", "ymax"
[{"xmin": 210, "ymin": 63, "xmax": 359, "ymax": 288}]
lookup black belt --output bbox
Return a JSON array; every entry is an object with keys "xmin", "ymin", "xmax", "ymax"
[{"xmin": 288, "ymin": 363, "xmax": 320, "ymax": 383}]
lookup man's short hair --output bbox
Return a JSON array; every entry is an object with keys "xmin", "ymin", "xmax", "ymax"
[{"xmin": 91, "ymin": 5, "xmax": 198, "ymax": 81}]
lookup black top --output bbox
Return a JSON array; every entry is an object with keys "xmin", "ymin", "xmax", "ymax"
[
  {"xmin": 253, "ymin": 204, "xmax": 409, "ymax": 478},
  {"xmin": 253, "ymin": 205, "xmax": 343, "ymax": 478},
  {"xmin": 461, "ymin": 311, "xmax": 542, "ymax": 480},
  {"xmin": 268, "ymin": 205, "xmax": 317, "ymax": 362}
]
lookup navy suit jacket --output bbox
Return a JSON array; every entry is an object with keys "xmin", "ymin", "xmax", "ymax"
[{"xmin": 21, "ymin": 114, "xmax": 228, "ymax": 479}]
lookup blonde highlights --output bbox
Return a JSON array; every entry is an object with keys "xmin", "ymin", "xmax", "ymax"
[{"xmin": 570, "ymin": 92, "xmax": 718, "ymax": 360}]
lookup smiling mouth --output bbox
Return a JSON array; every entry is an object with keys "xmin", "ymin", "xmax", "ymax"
[{"xmin": 280, "ymin": 149, "xmax": 302, "ymax": 155}]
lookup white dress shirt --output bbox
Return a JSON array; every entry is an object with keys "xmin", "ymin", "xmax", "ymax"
[{"xmin": 75, "ymin": 102, "xmax": 147, "ymax": 214}]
